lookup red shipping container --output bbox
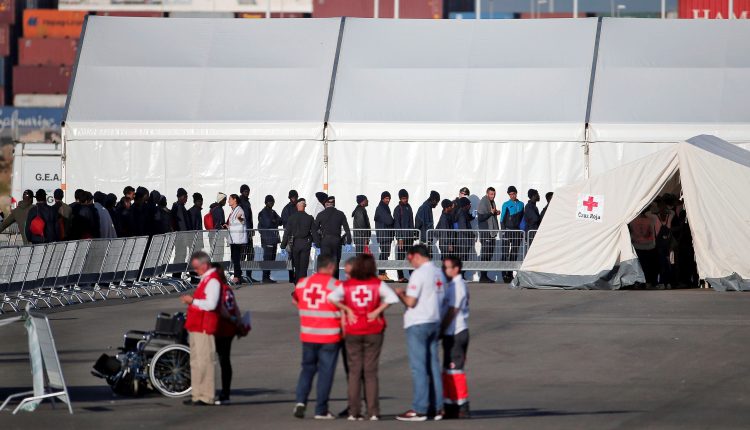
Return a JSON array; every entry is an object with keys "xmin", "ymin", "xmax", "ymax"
[
  {"xmin": 94, "ymin": 11, "xmax": 164, "ymax": 17},
  {"xmin": 0, "ymin": 0, "xmax": 14, "ymax": 25},
  {"xmin": 0, "ymin": 86, "xmax": 4, "ymax": 106},
  {"xmin": 0, "ymin": 24, "xmax": 9, "ymax": 57},
  {"xmin": 679, "ymin": 0, "xmax": 750, "ymax": 18},
  {"xmin": 12, "ymin": 65, "xmax": 72, "ymax": 94},
  {"xmin": 313, "ymin": 0, "xmax": 443, "ymax": 19},
  {"xmin": 19, "ymin": 38, "xmax": 79, "ymax": 66},
  {"xmin": 519, "ymin": 12, "xmax": 586, "ymax": 18},
  {"xmin": 23, "ymin": 9, "xmax": 87, "ymax": 38}
]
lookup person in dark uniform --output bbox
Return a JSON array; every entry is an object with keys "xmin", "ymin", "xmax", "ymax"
[
  {"xmin": 374, "ymin": 191, "xmax": 394, "ymax": 281},
  {"xmin": 281, "ymin": 190, "xmax": 299, "ymax": 282},
  {"xmin": 281, "ymin": 199, "xmax": 320, "ymax": 284},
  {"xmin": 239, "ymin": 184, "xmax": 259, "ymax": 283},
  {"xmin": 351, "ymin": 195, "xmax": 371, "ymax": 256},
  {"xmin": 188, "ymin": 193, "xmax": 203, "ymax": 231},
  {"xmin": 392, "ymin": 189, "xmax": 415, "ymax": 282},
  {"xmin": 314, "ymin": 196, "xmax": 352, "ymax": 279},
  {"xmin": 258, "ymin": 195, "xmax": 281, "ymax": 283}
]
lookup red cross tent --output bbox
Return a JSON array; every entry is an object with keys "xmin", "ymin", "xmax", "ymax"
[{"xmin": 514, "ymin": 135, "xmax": 750, "ymax": 291}]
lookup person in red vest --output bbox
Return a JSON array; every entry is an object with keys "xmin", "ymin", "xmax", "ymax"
[
  {"xmin": 180, "ymin": 251, "xmax": 221, "ymax": 406},
  {"xmin": 328, "ymin": 254, "xmax": 399, "ymax": 421},
  {"xmin": 292, "ymin": 255, "xmax": 343, "ymax": 420}
]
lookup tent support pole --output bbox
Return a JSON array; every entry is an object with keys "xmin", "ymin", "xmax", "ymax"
[
  {"xmin": 582, "ymin": 17, "xmax": 603, "ymax": 180},
  {"xmin": 321, "ymin": 17, "xmax": 346, "ymax": 194}
]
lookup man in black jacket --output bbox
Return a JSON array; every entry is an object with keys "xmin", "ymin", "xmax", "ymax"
[
  {"xmin": 435, "ymin": 199, "xmax": 455, "ymax": 259},
  {"xmin": 280, "ymin": 189, "xmax": 298, "ymax": 282},
  {"xmin": 171, "ymin": 188, "xmax": 191, "ymax": 231},
  {"xmin": 25, "ymin": 189, "xmax": 59, "ymax": 244},
  {"xmin": 523, "ymin": 189, "xmax": 542, "ymax": 232},
  {"xmin": 415, "ymin": 190, "xmax": 440, "ymax": 243},
  {"xmin": 540, "ymin": 192, "xmax": 553, "ymax": 221},
  {"xmin": 392, "ymin": 189, "xmax": 415, "ymax": 282},
  {"xmin": 351, "ymin": 195, "xmax": 371, "ymax": 256},
  {"xmin": 281, "ymin": 199, "xmax": 320, "ymax": 284},
  {"xmin": 188, "ymin": 193, "xmax": 203, "ymax": 231},
  {"xmin": 374, "ymin": 191, "xmax": 394, "ymax": 281},
  {"xmin": 258, "ymin": 195, "xmax": 281, "ymax": 283},
  {"xmin": 239, "ymin": 184, "xmax": 258, "ymax": 282},
  {"xmin": 455, "ymin": 196, "xmax": 476, "ymax": 269},
  {"xmin": 314, "ymin": 196, "xmax": 351, "ymax": 279}
]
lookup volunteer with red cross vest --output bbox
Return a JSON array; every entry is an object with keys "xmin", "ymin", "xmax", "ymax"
[
  {"xmin": 180, "ymin": 251, "xmax": 221, "ymax": 406},
  {"xmin": 395, "ymin": 244, "xmax": 446, "ymax": 422},
  {"xmin": 292, "ymin": 255, "xmax": 342, "ymax": 420},
  {"xmin": 328, "ymin": 254, "xmax": 399, "ymax": 421},
  {"xmin": 440, "ymin": 256, "xmax": 471, "ymax": 419}
]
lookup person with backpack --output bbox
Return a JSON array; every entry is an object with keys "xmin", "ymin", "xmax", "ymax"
[
  {"xmin": 25, "ymin": 189, "xmax": 60, "ymax": 244},
  {"xmin": 212, "ymin": 262, "xmax": 250, "ymax": 405},
  {"xmin": 328, "ymin": 254, "xmax": 399, "ymax": 421},
  {"xmin": 206, "ymin": 193, "xmax": 226, "ymax": 231}
]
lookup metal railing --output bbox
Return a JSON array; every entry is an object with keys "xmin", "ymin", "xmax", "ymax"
[{"xmin": 0, "ymin": 224, "xmax": 23, "ymax": 246}]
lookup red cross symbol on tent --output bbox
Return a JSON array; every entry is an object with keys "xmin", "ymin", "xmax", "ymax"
[
  {"xmin": 582, "ymin": 196, "xmax": 599, "ymax": 212},
  {"xmin": 304, "ymin": 284, "xmax": 324, "ymax": 309},
  {"xmin": 352, "ymin": 285, "xmax": 373, "ymax": 307}
]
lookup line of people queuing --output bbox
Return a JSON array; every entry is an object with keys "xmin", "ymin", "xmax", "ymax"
[{"xmin": 180, "ymin": 245, "xmax": 472, "ymax": 421}]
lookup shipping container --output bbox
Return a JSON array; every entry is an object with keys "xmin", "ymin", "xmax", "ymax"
[
  {"xmin": 0, "ymin": 106, "xmax": 63, "ymax": 145},
  {"xmin": 168, "ymin": 12, "xmax": 235, "ymax": 18},
  {"xmin": 237, "ymin": 12, "xmax": 307, "ymax": 18},
  {"xmin": 0, "ymin": 0, "xmax": 14, "ymax": 25},
  {"xmin": 519, "ymin": 12, "xmax": 588, "ymax": 18},
  {"xmin": 18, "ymin": 38, "xmax": 79, "ymax": 66},
  {"xmin": 0, "ymin": 56, "xmax": 7, "ymax": 86},
  {"xmin": 449, "ymin": 11, "xmax": 516, "ymax": 18},
  {"xmin": 0, "ymin": 87, "xmax": 4, "ymax": 106},
  {"xmin": 679, "ymin": 0, "xmax": 750, "ymax": 18},
  {"xmin": 313, "ymin": 0, "xmax": 443, "ymax": 18},
  {"xmin": 0, "ymin": 24, "xmax": 9, "ymax": 56},
  {"xmin": 94, "ymin": 11, "xmax": 163, "ymax": 17},
  {"xmin": 13, "ymin": 94, "xmax": 67, "ymax": 108},
  {"xmin": 12, "ymin": 66, "xmax": 72, "ymax": 94},
  {"xmin": 23, "ymin": 9, "xmax": 87, "ymax": 38}
]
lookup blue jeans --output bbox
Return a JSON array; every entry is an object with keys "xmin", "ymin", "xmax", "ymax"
[
  {"xmin": 296, "ymin": 342, "xmax": 340, "ymax": 416},
  {"xmin": 406, "ymin": 322, "xmax": 443, "ymax": 414}
]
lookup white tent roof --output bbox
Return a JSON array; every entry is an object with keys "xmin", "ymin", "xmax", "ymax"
[
  {"xmin": 327, "ymin": 18, "xmax": 598, "ymax": 142},
  {"xmin": 64, "ymin": 16, "xmax": 341, "ymax": 141},
  {"xmin": 589, "ymin": 19, "xmax": 750, "ymax": 143},
  {"xmin": 515, "ymin": 134, "xmax": 750, "ymax": 291}
]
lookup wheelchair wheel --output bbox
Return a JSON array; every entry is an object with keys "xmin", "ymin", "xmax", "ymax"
[{"xmin": 149, "ymin": 344, "xmax": 191, "ymax": 398}]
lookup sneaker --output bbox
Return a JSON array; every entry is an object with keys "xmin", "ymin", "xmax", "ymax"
[
  {"xmin": 293, "ymin": 403, "xmax": 306, "ymax": 419},
  {"xmin": 347, "ymin": 415, "xmax": 364, "ymax": 421},
  {"xmin": 214, "ymin": 399, "xmax": 230, "ymax": 406},
  {"xmin": 338, "ymin": 406, "xmax": 350, "ymax": 418},
  {"xmin": 314, "ymin": 412, "xmax": 336, "ymax": 420},
  {"xmin": 433, "ymin": 409, "xmax": 445, "ymax": 421},
  {"xmin": 378, "ymin": 274, "xmax": 392, "ymax": 282},
  {"xmin": 263, "ymin": 278, "xmax": 277, "ymax": 284},
  {"xmin": 369, "ymin": 416, "xmax": 380, "ymax": 421},
  {"xmin": 396, "ymin": 410, "xmax": 428, "ymax": 422}
]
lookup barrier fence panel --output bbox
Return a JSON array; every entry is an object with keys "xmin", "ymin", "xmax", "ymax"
[
  {"xmin": 426, "ymin": 229, "xmax": 526, "ymax": 272},
  {"xmin": 527, "ymin": 229, "xmax": 538, "ymax": 250},
  {"xmin": 0, "ymin": 224, "xmax": 23, "ymax": 247},
  {"xmin": 242, "ymin": 229, "xmax": 291, "ymax": 272},
  {"xmin": 341, "ymin": 228, "xmax": 421, "ymax": 270}
]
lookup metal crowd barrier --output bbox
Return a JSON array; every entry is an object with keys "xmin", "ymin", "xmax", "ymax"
[
  {"xmin": 339, "ymin": 228, "xmax": 421, "ymax": 270},
  {"xmin": 426, "ymin": 229, "xmax": 526, "ymax": 271},
  {"xmin": 0, "ymin": 224, "xmax": 23, "ymax": 246}
]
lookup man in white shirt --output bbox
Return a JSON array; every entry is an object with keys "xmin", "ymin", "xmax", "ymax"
[
  {"xmin": 180, "ymin": 251, "xmax": 221, "ymax": 406},
  {"xmin": 394, "ymin": 244, "xmax": 446, "ymax": 422},
  {"xmin": 441, "ymin": 256, "xmax": 471, "ymax": 419}
]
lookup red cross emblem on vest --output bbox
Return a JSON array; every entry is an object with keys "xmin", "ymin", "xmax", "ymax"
[
  {"xmin": 582, "ymin": 196, "xmax": 598, "ymax": 212},
  {"xmin": 304, "ymin": 284, "xmax": 325, "ymax": 309},
  {"xmin": 352, "ymin": 285, "xmax": 373, "ymax": 307},
  {"xmin": 436, "ymin": 279, "xmax": 443, "ymax": 289}
]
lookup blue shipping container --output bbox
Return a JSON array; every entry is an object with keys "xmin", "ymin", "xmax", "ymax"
[{"xmin": 0, "ymin": 106, "xmax": 63, "ymax": 145}]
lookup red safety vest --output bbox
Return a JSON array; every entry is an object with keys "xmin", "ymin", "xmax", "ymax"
[
  {"xmin": 342, "ymin": 278, "xmax": 385, "ymax": 336},
  {"xmin": 185, "ymin": 270, "xmax": 220, "ymax": 335},
  {"xmin": 295, "ymin": 273, "xmax": 342, "ymax": 344}
]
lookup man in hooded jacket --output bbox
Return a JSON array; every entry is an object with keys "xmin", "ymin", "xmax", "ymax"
[
  {"xmin": 415, "ymin": 191, "xmax": 440, "ymax": 243},
  {"xmin": 25, "ymin": 189, "xmax": 59, "ymax": 244},
  {"xmin": 392, "ymin": 189, "xmax": 415, "ymax": 282},
  {"xmin": 374, "ymin": 191, "xmax": 395, "ymax": 281},
  {"xmin": 351, "ymin": 195, "xmax": 371, "ymax": 256}
]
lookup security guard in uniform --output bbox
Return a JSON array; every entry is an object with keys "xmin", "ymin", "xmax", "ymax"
[
  {"xmin": 281, "ymin": 199, "xmax": 320, "ymax": 284},
  {"xmin": 314, "ymin": 196, "xmax": 352, "ymax": 279}
]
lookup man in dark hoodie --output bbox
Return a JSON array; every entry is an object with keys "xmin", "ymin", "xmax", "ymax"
[
  {"xmin": 374, "ymin": 191, "xmax": 395, "ymax": 282},
  {"xmin": 258, "ymin": 194, "xmax": 281, "ymax": 283},
  {"xmin": 239, "ymin": 184, "xmax": 258, "ymax": 283},
  {"xmin": 523, "ymin": 189, "xmax": 541, "ymax": 232},
  {"xmin": 314, "ymin": 196, "xmax": 351, "ymax": 279},
  {"xmin": 71, "ymin": 191, "xmax": 101, "ymax": 239},
  {"xmin": 130, "ymin": 187, "xmax": 152, "ymax": 237},
  {"xmin": 188, "ymin": 193, "xmax": 203, "ymax": 231},
  {"xmin": 351, "ymin": 194, "xmax": 371, "ymax": 256},
  {"xmin": 150, "ymin": 190, "xmax": 169, "ymax": 235},
  {"xmin": 171, "ymin": 188, "xmax": 191, "ymax": 232},
  {"xmin": 435, "ymin": 199, "xmax": 455, "ymax": 259},
  {"xmin": 392, "ymin": 189, "xmax": 415, "ymax": 282},
  {"xmin": 455, "ymin": 196, "xmax": 476, "ymax": 267},
  {"xmin": 280, "ymin": 190, "xmax": 298, "ymax": 281},
  {"xmin": 25, "ymin": 189, "xmax": 59, "ymax": 244},
  {"xmin": 415, "ymin": 190, "xmax": 440, "ymax": 243}
]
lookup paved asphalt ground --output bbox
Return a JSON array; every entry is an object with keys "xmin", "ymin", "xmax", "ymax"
[{"xmin": 1, "ymin": 283, "xmax": 750, "ymax": 429}]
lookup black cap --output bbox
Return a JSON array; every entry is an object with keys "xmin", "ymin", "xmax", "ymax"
[
  {"xmin": 23, "ymin": 189, "xmax": 33, "ymax": 198},
  {"xmin": 35, "ymin": 189, "xmax": 47, "ymax": 200},
  {"xmin": 528, "ymin": 188, "xmax": 539, "ymax": 199},
  {"xmin": 381, "ymin": 191, "xmax": 391, "ymax": 200},
  {"xmin": 459, "ymin": 197, "xmax": 471, "ymax": 207},
  {"xmin": 507, "ymin": 186, "xmax": 517, "ymax": 194},
  {"xmin": 398, "ymin": 189, "xmax": 408, "ymax": 199},
  {"xmin": 441, "ymin": 199, "xmax": 452, "ymax": 209},
  {"xmin": 177, "ymin": 187, "xmax": 188, "ymax": 197},
  {"xmin": 315, "ymin": 192, "xmax": 328, "ymax": 203},
  {"xmin": 356, "ymin": 195, "xmax": 367, "ymax": 204},
  {"xmin": 288, "ymin": 189, "xmax": 298, "ymax": 199},
  {"xmin": 240, "ymin": 184, "xmax": 250, "ymax": 193},
  {"xmin": 53, "ymin": 188, "xmax": 64, "ymax": 200},
  {"xmin": 265, "ymin": 194, "xmax": 275, "ymax": 204}
]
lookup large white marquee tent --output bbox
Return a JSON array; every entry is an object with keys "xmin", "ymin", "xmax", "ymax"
[{"xmin": 63, "ymin": 16, "xmax": 750, "ymax": 222}]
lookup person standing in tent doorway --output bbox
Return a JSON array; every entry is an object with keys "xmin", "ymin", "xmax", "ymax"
[
  {"xmin": 352, "ymin": 195, "xmax": 371, "ymax": 256},
  {"xmin": 239, "ymin": 185, "xmax": 259, "ymax": 283},
  {"xmin": 629, "ymin": 209, "xmax": 658, "ymax": 287},
  {"xmin": 477, "ymin": 187, "xmax": 500, "ymax": 283},
  {"xmin": 393, "ymin": 189, "xmax": 415, "ymax": 283},
  {"xmin": 500, "ymin": 186, "xmax": 524, "ymax": 283},
  {"xmin": 374, "ymin": 191, "xmax": 395, "ymax": 282},
  {"xmin": 654, "ymin": 197, "xmax": 675, "ymax": 289}
]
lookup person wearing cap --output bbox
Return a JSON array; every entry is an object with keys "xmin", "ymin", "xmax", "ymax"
[
  {"xmin": 239, "ymin": 185, "xmax": 259, "ymax": 283},
  {"xmin": 435, "ymin": 199, "xmax": 456, "ymax": 259},
  {"xmin": 188, "ymin": 193, "xmax": 204, "ymax": 231},
  {"xmin": 477, "ymin": 187, "xmax": 501, "ymax": 283},
  {"xmin": 523, "ymin": 189, "xmax": 541, "ymax": 232},
  {"xmin": 282, "ymin": 198, "xmax": 321, "ymax": 284},
  {"xmin": 172, "ymin": 188, "xmax": 192, "ymax": 231},
  {"xmin": 281, "ymin": 190, "xmax": 299, "ymax": 281},
  {"xmin": 25, "ymin": 189, "xmax": 60, "ymax": 244},
  {"xmin": 313, "ymin": 192, "xmax": 328, "ymax": 219},
  {"xmin": 393, "ymin": 189, "xmax": 415, "ymax": 283},
  {"xmin": 0, "ymin": 190, "xmax": 34, "ymax": 244},
  {"xmin": 416, "ymin": 191, "xmax": 440, "ymax": 243},
  {"xmin": 52, "ymin": 189, "xmax": 72, "ymax": 241},
  {"xmin": 454, "ymin": 197, "xmax": 476, "ymax": 268},
  {"xmin": 258, "ymin": 195, "xmax": 281, "ymax": 283},
  {"xmin": 315, "ymin": 196, "xmax": 352, "ymax": 279},
  {"xmin": 210, "ymin": 193, "xmax": 227, "ymax": 231},
  {"xmin": 500, "ymin": 186, "xmax": 525, "ymax": 283},
  {"xmin": 452, "ymin": 187, "xmax": 471, "ymax": 215},
  {"xmin": 352, "ymin": 195, "xmax": 371, "ymax": 256},
  {"xmin": 373, "ymin": 191, "xmax": 395, "ymax": 282}
]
